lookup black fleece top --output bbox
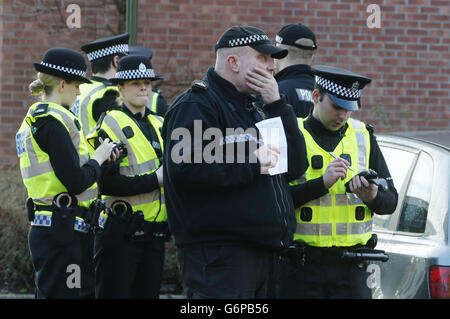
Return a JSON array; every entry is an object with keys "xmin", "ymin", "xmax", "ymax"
[
  {"xmin": 275, "ymin": 64, "xmax": 315, "ymax": 118},
  {"xmin": 162, "ymin": 67, "xmax": 307, "ymax": 249}
]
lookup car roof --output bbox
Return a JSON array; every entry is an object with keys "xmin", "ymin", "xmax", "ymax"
[{"xmin": 377, "ymin": 130, "xmax": 450, "ymax": 151}]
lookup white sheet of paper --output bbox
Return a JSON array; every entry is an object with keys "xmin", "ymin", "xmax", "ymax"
[{"xmin": 255, "ymin": 116, "xmax": 287, "ymax": 175}]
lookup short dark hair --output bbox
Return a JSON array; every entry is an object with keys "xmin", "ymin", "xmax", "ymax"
[
  {"xmin": 91, "ymin": 53, "xmax": 126, "ymax": 74},
  {"xmin": 314, "ymin": 83, "xmax": 326, "ymax": 102}
]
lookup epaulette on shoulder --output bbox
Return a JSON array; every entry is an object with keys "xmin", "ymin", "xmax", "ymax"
[
  {"xmin": 93, "ymin": 111, "xmax": 108, "ymax": 131},
  {"xmin": 191, "ymin": 80, "xmax": 208, "ymax": 91},
  {"xmin": 32, "ymin": 103, "xmax": 49, "ymax": 116},
  {"xmin": 365, "ymin": 123, "xmax": 374, "ymax": 134}
]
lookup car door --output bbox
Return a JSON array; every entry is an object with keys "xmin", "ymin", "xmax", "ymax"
[{"xmin": 369, "ymin": 140, "xmax": 426, "ymax": 298}]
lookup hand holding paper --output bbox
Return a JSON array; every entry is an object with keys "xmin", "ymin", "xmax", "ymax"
[{"xmin": 255, "ymin": 117, "xmax": 288, "ymax": 175}]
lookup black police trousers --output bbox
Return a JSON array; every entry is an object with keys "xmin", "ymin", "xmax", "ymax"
[
  {"xmin": 177, "ymin": 244, "xmax": 280, "ymax": 299},
  {"xmin": 28, "ymin": 226, "xmax": 83, "ymax": 298},
  {"xmin": 79, "ymin": 232, "xmax": 95, "ymax": 299},
  {"xmin": 94, "ymin": 230, "xmax": 165, "ymax": 299},
  {"xmin": 279, "ymin": 247, "xmax": 372, "ymax": 299}
]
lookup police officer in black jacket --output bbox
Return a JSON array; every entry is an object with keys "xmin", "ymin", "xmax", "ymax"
[
  {"xmin": 162, "ymin": 25, "xmax": 307, "ymax": 299},
  {"xmin": 274, "ymin": 23, "xmax": 317, "ymax": 118}
]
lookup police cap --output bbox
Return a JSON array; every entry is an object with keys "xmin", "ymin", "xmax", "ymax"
[
  {"xmin": 81, "ymin": 33, "xmax": 130, "ymax": 62},
  {"xmin": 109, "ymin": 55, "xmax": 163, "ymax": 84},
  {"xmin": 214, "ymin": 25, "xmax": 288, "ymax": 59},
  {"xmin": 129, "ymin": 46, "xmax": 153, "ymax": 60},
  {"xmin": 33, "ymin": 47, "xmax": 91, "ymax": 83},
  {"xmin": 312, "ymin": 65, "xmax": 371, "ymax": 111}
]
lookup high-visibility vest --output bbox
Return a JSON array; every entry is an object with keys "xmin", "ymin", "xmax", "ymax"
[
  {"xmin": 16, "ymin": 102, "xmax": 97, "ymax": 229},
  {"xmin": 292, "ymin": 118, "xmax": 372, "ymax": 247},
  {"xmin": 148, "ymin": 91, "xmax": 159, "ymax": 114},
  {"xmin": 87, "ymin": 109, "xmax": 166, "ymax": 223},
  {"xmin": 72, "ymin": 80, "xmax": 119, "ymax": 139}
]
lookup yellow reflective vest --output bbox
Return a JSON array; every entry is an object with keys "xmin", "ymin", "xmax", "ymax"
[
  {"xmin": 16, "ymin": 102, "xmax": 97, "ymax": 228},
  {"xmin": 87, "ymin": 109, "xmax": 166, "ymax": 223},
  {"xmin": 292, "ymin": 118, "xmax": 372, "ymax": 247},
  {"xmin": 148, "ymin": 91, "xmax": 159, "ymax": 114},
  {"xmin": 72, "ymin": 80, "xmax": 119, "ymax": 139}
]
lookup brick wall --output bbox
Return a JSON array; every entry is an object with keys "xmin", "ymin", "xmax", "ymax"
[{"xmin": 1, "ymin": 0, "xmax": 449, "ymax": 166}]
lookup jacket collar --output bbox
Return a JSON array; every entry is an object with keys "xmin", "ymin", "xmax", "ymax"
[
  {"xmin": 205, "ymin": 67, "xmax": 255, "ymax": 108},
  {"xmin": 274, "ymin": 64, "xmax": 313, "ymax": 82},
  {"xmin": 90, "ymin": 76, "xmax": 115, "ymax": 86},
  {"xmin": 121, "ymin": 104, "xmax": 151, "ymax": 121},
  {"xmin": 306, "ymin": 113, "xmax": 349, "ymax": 138}
]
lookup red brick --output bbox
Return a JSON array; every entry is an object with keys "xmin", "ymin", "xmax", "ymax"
[{"xmin": 0, "ymin": 0, "xmax": 448, "ymax": 165}]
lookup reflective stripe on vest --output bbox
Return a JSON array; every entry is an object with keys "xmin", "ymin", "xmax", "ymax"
[
  {"xmin": 88, "ymin": 109, "xmax": 167, "ymax": 222},
  {"xmin": 17, "ymin": 102, "xmax": 97, "ymax": 208},
  {"xmin": 75, "ymin": 81, "xmax": 119, "ymax": 138},
  {"xmin": 148, "ymin": 91, "xmax": 159, "ymax": 114},
  {"xmin": 292, "ymin": 117, "xmax": 372, "ymax": 247}
]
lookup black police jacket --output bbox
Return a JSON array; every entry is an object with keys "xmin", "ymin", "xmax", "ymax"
[
  {"xmin": 162, "ymin": 67, "xmax": 307, "ymax": 249},
  {"xmin": 275, "ymin": 64, "xmax": 315, "ymax": 118}
]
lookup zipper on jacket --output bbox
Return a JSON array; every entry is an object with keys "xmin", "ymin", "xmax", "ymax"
[{"xmin": 269, "ymin": 175, "xmax": 287, "ymax": 247}]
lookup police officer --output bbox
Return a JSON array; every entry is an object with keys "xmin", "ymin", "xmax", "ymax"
[
  {"xmin": 162, "ymin": 25, "xmax": 307, "ymax": 299},
  {"xmin": 16, "ymin": 48, "xmax": 116, "ymax": 298},
  {"xmin": 71, "ymin": 33, "xmax": 130, "ymax": 298},
  {"xmin": 274, "ymin": 23, "xmax": 317, "ymax": 118},
  {"xmin": 72, "ymin": 33, "xmax": 130, "ymax": 139},
  {"xmin": 280, "ymin": 65, "xmax": 398, "ymax": 298},
  {"xmin": 88, "ymin": 55, "xmax": 167, "ymax": 299},
  {"xmin": 129, "ymin": 46, "xmax": 169, "ymax": 117}
]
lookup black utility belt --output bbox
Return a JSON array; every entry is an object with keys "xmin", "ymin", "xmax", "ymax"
[
  {"xmin": 285, "ymin": 242, "xmax": 388, "ymax": 263},
  {"xmin": 26, "ymin": 196, "xmax": 89, "ymax": 222},
  {"xmin": 26, "ymin": 197, "xmax": 91, "ymax": 234},
  {"xmin": 141, "ymin": 221, "xmax": 169, "ymax": 236}
]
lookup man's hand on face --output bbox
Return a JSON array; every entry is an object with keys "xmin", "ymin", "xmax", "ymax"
[{"xmin": 245, "ymin": 66, "xmax": 280, "ymax": 104}]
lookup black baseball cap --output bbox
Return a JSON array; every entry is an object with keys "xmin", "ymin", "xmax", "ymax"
[
  {"xmin": 215, "ymin": 25, "xmax": 288, "ymax": 59},
  {"xmin": 276, "ymin": 23, "xmax": 317, "ymax": 50},
  {"xmin": 312, "ymin": 65, "xmax": 371, "ymax": 111}
]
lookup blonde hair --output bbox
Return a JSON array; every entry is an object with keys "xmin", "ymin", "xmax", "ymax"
[{"xmin": 29, "ymin": 72, "xmax": 62, "ymax": 98}]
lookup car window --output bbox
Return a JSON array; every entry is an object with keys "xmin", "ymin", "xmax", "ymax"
[
  {"xmin": 397, "ymin": 152, "xmax": 433, "ymax": 233},
  {"xmin": 373, "ymin": 145, "xmax": 416, "ymax": 231},
  {"xmin": 379, "ymin": 146, "xmax": 416, "ymax": 191}
]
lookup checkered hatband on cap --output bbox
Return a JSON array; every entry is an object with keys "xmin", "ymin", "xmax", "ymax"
[
  {"xmin": 228, "ymin": 34, "xmax": 269, "ymax": 47},
  {"xmin": 87, "ymin": 44, "xmax": 129, "ymax": 61},
  {"xmin": 40, "ymin": 62, "xmax": 87, "ymax": 78},
  {"xmin": 315, "ymin": 76, "xmax": 361, "ymax": 99},
  {"xmin": 115, "ymin": 68, "xmax": 156, "ymax": 80}
]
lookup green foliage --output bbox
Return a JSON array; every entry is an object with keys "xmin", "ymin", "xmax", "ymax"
[{"xmin": 0, "ymin": 166, "xmax": 34, "ymax": 292}]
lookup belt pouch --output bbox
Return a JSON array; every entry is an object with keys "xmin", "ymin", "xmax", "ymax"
[
  {"xmin": 50, "ymin": 206, "xmax": 76, "ymax": 246},
  {"xmin": 26, "ymin": 198, "xmax": 35, "ymax": 222},
  {"xmin": 96, "ymin": 212, "xmax": 129, "ymax": 249}
]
